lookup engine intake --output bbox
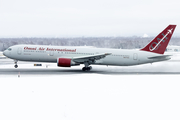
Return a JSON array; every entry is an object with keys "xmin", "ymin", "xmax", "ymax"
[{"xmin": 57, "ymin": 58, "xmax": 79, "ymax": 67}]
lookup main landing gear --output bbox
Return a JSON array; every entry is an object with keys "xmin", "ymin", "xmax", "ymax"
[
  {"xmin": 14, "ymin": 60, "xmax": 18, "ymax": 68},
  {"xmin": 82, "ymin": 66, "xmax": 92, "ymax": 71},
  {"xmin": 82, "ymin": 62, "xmax": 92, "ymax": 71}
]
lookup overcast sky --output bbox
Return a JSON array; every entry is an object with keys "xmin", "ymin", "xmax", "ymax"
[{"xmin": 0, "ymin": 0, "xmax": 179, "ymax": 37}]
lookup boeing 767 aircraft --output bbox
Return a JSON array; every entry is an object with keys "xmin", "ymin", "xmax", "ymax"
[{"xmin": 3, "ymin": 25, "xmax": 176, "ymax": 71}]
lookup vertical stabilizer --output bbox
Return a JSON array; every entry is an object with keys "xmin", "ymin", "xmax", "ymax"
[{"xmin": 141, "ymin": 25, "xmax": 176, "ymax": 54}]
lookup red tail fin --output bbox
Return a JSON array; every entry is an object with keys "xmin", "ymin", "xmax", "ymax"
[{"xmin": 141, "ymin": 25, "xmax": 176, "ymax": 54}]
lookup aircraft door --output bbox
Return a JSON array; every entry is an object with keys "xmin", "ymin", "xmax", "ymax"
[
  {"xmin": 17, "ymin": 48, "xmax": 22, "ymax": 55},
  {"xmin": 50, "ymin": 51, "xmax": 54, "ymax": 56},
  {"xmin": 133, "ymin": 53, "xmax": 138, "ymax": 60}
]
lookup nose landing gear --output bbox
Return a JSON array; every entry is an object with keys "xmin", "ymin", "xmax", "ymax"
[{"xmin": 14, "ymin": 60, "xmax": 18, "ymax": 68}]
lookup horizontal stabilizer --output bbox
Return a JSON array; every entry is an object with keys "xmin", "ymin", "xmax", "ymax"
[{"xmin": 148, "ymin": 55, "xmax": 171, "ymax": 60}]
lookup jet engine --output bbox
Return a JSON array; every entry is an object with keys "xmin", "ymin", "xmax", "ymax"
[{"xmin": 57, "ymin": 58, "xmax": 80, "ymax": 67}]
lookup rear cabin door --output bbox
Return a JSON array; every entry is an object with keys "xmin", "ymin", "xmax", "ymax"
[{"xmin": 133, "ymin": 53, "xmax": 138, "ymax": 60}]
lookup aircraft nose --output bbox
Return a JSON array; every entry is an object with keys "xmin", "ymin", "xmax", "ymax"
[{"xmin": 3, "ymin": 50, "xmax": 7, "ymax": 56}]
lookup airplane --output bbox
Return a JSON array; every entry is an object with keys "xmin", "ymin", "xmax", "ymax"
[{"xmin": 3, "ymin": 25, "xmax": 176, "ymax": 71}]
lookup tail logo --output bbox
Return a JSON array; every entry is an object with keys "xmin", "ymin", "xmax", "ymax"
[{"xmin": 149, "ymin": 28, "xmax": 173, "ymax": 51}]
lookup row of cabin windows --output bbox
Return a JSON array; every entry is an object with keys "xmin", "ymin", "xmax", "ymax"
[
  {"xmin": 24, "ymin": 50, "xmax": 94, "ymax": 55},
  {"xmin": 111, "ymin": 54, "xmax": 129, "ymax": 57},
  {"xmin": 64, "ymin": 52, "xmax": 128, "ymax": 57},
  {"xmin": 64, "ymin": 52, "xmax": 94, "ymax": 55},
  {"xmin": 24, "ymin": 50, "xmax": 46, "ymax": 53}
]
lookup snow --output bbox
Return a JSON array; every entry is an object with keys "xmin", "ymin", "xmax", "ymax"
[
  {"xmin": 1, "ymin": 62, "xmax": 180, "ymax": 120},
  {"xmin": 0, "ymin": 75, "xmax": 180, "ymax": 120}
]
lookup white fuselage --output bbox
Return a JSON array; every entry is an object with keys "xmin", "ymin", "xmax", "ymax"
[{"xmin": 3, "ymin": 45, "xmax": 170, "ymax": 66}]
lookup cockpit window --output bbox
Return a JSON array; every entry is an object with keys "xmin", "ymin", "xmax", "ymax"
[{"xmin": 8, "ymin": 48, "xmax": 12, "ymax": 51}]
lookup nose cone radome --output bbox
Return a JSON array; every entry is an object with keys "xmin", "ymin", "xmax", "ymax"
[{"xmin": 3, "ymin": 50, "xmax": 7, "ymax": 56}]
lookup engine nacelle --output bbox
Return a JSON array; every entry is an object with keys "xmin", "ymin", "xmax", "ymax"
[{"xmin": 57, "ymin": 58, "xmax": 80, "ymax": 67}]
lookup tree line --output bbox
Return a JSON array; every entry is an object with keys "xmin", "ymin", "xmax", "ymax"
[{"xmin": 0, "ymin": 37, "xmax": 180, "ymax": 51}]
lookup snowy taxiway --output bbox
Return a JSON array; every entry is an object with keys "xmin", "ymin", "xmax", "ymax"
[{"xmin": 0, "ymin": 59, "xmax": 180, "ymax": 120}]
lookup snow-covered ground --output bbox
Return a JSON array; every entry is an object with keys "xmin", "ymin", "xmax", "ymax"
[
  {"xmin": 1, "ymin": 60, "xmax": 180, "ymax": 120},
  {"xmin": 0, "ymin": 74, "xmax": 180, "ymax": 120}
]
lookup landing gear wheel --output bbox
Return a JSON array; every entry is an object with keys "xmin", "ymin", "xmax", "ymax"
[
  {"xmin": 89, "ymin": 66, "xmax": 92, "ymax": 70},
  {"xmin": 82, "ymin": 67, "xmax": 86, "ymax": 71},
  {"xmin": 14, "ymin": 60, "xmax": 18, "ymax": 68},
  {"xmin": 82, "ymin": 66, "xmax": 92, "ymax": 71},
  {"xmin": 14, "ymin": 65, "xmax": 18, "ymax": 68}
]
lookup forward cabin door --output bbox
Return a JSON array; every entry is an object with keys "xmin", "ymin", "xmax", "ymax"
[{"xmin": 17, "ymin": 48, "xmax": 22, "ymax": 55}]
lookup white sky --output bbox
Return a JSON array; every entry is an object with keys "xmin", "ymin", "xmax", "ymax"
[{"xmin": 0, "ymin": 0, "xmax": 180, "ymax": 37}]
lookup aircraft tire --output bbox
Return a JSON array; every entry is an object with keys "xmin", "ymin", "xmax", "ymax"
[
  {"xmin": 82, "ymin": 67, "xmax": 92, "ymax": 71},
  {"xmin": 14, "ymin": 65, "xmax": 18, "ymax": 68},
  {"xmin": 82, "ymin": 67, "xmax": 86, "ymax": 71}
]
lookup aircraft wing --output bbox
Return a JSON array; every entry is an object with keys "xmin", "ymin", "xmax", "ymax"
[{"xmin": 71, "ymin": 53, "xmax": 111, "ymax": 63}]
